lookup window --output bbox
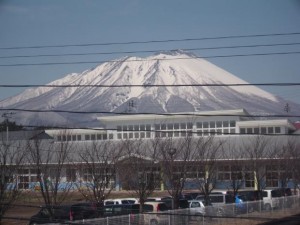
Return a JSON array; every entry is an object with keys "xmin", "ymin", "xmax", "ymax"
[
  {"xmin": 196, "ymin": 122, "xmax": 202, "ymax": 128},
  {"xmin": 167, "ymin": 123, "xmax": 173, "ymax": 129},
  {"xmin": 254, "ymin": 128, "xmax": 259, "ymax": 134},
  {"xmin": 240, "ymin": 128, "xmax": 246, "ymax": 134},
  {"xmin": 134, "ymin": 125, "xmax": 139, "ymax": 131},
  {"xmin": 123, "ymin": 125, "xmax": 127, "ymax": 131},
  {"xmin": 210, "ymin": 121, "xmax": 215, "ymax": 128},
  {"xmin": 268, "ymin": 127, "xmax": 274, "ymax": 134},
  {"xmin": 203, "ymin": 122, "xmax": 209, "ymax": 128},
  {"xmin": 180, "ymin": 123, "xmax": 186, "ymax": 129},
  {"xmin": 275, "ymin": 127, "xmax": 281, "ymax": 133},
  {"xmin": 85, "ymin": 134, "xmax": 90, "ymax": 140},
  {"xmin": 103, "ymin": 134, "xmax": 107, "ymax": 140},
  {"xmin": 146, "ymin": 124, "xmax": 151, "ymax": 131},
  {"xmin": 117, "ymin": 133, "xmax": 122, "ymax": 139},
  {"xmin": 230, "ymin": 121, "xmax": 235, "ymax": 127},
  {"xmin": 77, "ymin": 135, "xmax": 81, "ymax": 141},
  {"xmin": 91, "ymin": 134, "xmax": 96, "ymax": 140},
  {"xmin": 109, "ymin": 134, "xmax": 113, "ymax": 139},
  {"xmin": 261, "ymin": 127, "xmax": 267, "ymax": 134},
  {"xmin": 247, "ymin": 128, "xmax": 253, "ymax": 134},
  {"xmin": 174, "ymin": 123, "xmax": 179, "ymax": 130},
  {"xmin": 97, "ymin": 134, "xmax": 102, "ymax": 140},
  {"xmin": 223, "ymin": 121, "xmax": 229, "ymax": 127},
  {"xmin": 187, "ymin": 123, "xmax": 193, "ymax": 129},
  {"xmin": 216, "ymin": 121, "xmax": 222, "ymax": 128},
  {"xmin": 117, "ymin": 126, "xmax": 122, "ymax": 131}
]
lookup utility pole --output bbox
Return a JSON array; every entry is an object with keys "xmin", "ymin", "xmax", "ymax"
[{"xmin": 2, "ymin": 112, "xmax": 15, "ymax": 144}]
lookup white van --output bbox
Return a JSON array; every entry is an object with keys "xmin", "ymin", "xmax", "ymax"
[{"xmin": 262, "ymin": 190, "xmax": 280, "ymax": 210}]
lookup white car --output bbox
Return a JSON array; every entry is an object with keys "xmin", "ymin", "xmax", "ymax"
[{"xmin": 188, "ymin": 200, "xmax": 205, "ymax": 216}]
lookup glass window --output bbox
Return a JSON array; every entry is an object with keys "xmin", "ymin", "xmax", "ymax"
[
  {"xmin": 77, "ymin": 135, "xmax": 81, "ymax": 141},
  {"xmin": 174, "ymin": 123, "xmax": 179, "ymax": 129},
  {"xmin": 134, "ymin": 125, "xmax": 139, "ymax": 131},
  {"xmin": 155, "ymin": 124, "xmax": 160, "ymax": 130},
  {"xmin": 129, "ymin": 133, "xmax": 133, "ymax": 139},
  {"xmin": 216, "ymin": 121, "xmax": 222, "ymax": 128},
  {"xmin": 57, "ymin": 136, "xmax": 61, "ymax": 141},
  {"xmin": 72, "ymin": 135, "xmax": 76, "ymax": 141},
  {"xmin": 161, "ymin": 124, "xmax": 166, "ymax": 130},
  {"xmin": 146, "ymin": 132, "xmax": 151, "ymax": 138},
  {"xmin": 97, "ymin": 134, "xmax": 102, "ymax": 140},
  {"xmin": 210, "ymin": 121, "xmax": 215, "ymax": 128},
  {"xmin": 109, "ymin": 134, "xmax": 113, "ymax": 139},
  {"xmin": 117, "ymin": 133, "xmax": 122, "ymax": 139},
  {"xmin": 230, "ymin": 121, "xmax": 236, "ymax": 127},
  {"xmin": 268, "ymin": 127, "xmax": 274, "ymax": 134},
  {"xmin": 187, "ymin": 123, "xmax": 193, "ymax": 129},
  {"xmin": 180, "ymin": 131, "xmax": 186, "ymax": 137},
  {"xmin": 123, "ymin": 125, "xmax": 127, "ymax": 131},
  {"xmin": 103, "ymin": 134, "xmax": 107, "ymax": 140},
  {"xmin": 161, "ymin": 132, "xmax": 166, "ymax": 137},
  {"xmin": 141, "ymin": 132, "xmax": 145, "ymax": 138},
  {"xmin": 275, "ymin": 127, "xmax": 281, "ymax": 133},
  {"xmin": 254, "ymin": 128, "xmax": 259, "ymax": 134},
  {"xmin": 223, "ymin": 121, "xmax": 229, "ymax": 127},
  {"xmin": 196, "ymin": 122, "xmax": 202, "ymax": 128},
  {"xmin": 62, "ymin": 135, "xmax": 66, "ymax": 141},
  {"xmin": 223, "ymin": 129, "xmax": 228, "ymax": 135},
  {"xmin": 230, "ymin": 129, "xmax": 235, "ymax": 134},
  {"xmin": 174, "ymin": 131, "xmax": 180, "ymax": 137},
  {"xmin": 261, "ymin": 127, "xmax": 267, "ymax": 134},
  {"xmin": 67, "ymin": 135, "xmax": 71, "ymax": 141},
  {"xmin": 117, "ymin": 126, "xmax": 122, "ymax": 132},
  {"xmin": 167, "ymin": 131, "xmax": 173, "ymax": 137},
  {"xmin": 128, "ymin": 125, "xmax": 133, "ymax": 131},
  {"xmin": 90, "ymin": 134, "xmax": 95, "ymax": 140},
  {"xmin": 123, "ymin": 133, "xmax": 128, "ymax": 139},
  {"xmin": 180, "ymin": 123, "xmax": 186, "ymax": 129},
  {"xmin": 134, "ymin": 132, "xmax": 139, "ymax": 139},
  {"xmin": 197, "ymin": 131, "xmax": 202, "ymax": 136},
  {"xmin": 240, "ymin": 128, "xmax": 246, "ymax": 134},
  {"xmin": 146, "ymin": 124, "xmax": 151, "ymax": 131},
  {"xmin": 247, "ymin": 128, "xmax": 253, "ymax": 134},
  {"xmin": 85, "ymin": 135, "xmax": 90, "ymax": 140},
  {"xmin": 167, "ymin": 123, "xmax": 173, "ymax": 130},
  {"xmin": 203, "ymin": 122, "xmax": 209, "ymax": 128}
]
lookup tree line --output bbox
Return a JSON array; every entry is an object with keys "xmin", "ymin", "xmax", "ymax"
[{"xmin": 0, "ymin": 131, "xmax": 299, "ymax": 223}]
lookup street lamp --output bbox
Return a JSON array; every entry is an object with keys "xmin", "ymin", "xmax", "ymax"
[
  {"xmin": 2, "ymin": 112, "xmax": 15, "ymax": 144},
  {"xmin": 168, "ymin": 148, "xmax": 176, "ymax": 209}
]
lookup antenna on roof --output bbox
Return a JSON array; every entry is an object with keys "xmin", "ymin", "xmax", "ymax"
[{"xmin": 284, "ymin": 103, "xmax": 291, "ymax": 114}]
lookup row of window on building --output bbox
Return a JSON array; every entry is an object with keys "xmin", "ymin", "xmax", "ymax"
[
  {"xmin": 13, "ymin": 164, "xmax": 289, "ymax": 189},
  {"xmin": 240, "ymin": 126, "xmax": 281, "ymax": 134}
]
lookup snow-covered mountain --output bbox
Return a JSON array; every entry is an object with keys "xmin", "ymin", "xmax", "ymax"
[{"xmin": 0, "ymin": 51, "xmax": 298, "ymax": 126}]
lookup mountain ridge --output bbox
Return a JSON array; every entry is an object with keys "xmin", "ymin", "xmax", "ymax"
[{"xmin": 0, "ymin": 51, "xmax": 298, "ymax": 126}]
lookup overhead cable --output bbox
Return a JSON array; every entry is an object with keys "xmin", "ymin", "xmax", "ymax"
[
  {"xmin": 1, "ymin": 31, "xmax": 300, "ymax": 50},
  {"xmin": 1, "ymin": 51, "xmax": 300, "ymax": 67}
]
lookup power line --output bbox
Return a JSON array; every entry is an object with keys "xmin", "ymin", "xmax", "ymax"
[
  {"xmin": 0, "ymin": 82, "xmax": 300, "ymax": 88},
  {"xmin": 1, "ymin": 42, "xmax": 300, "ymax": 59},
  {"xmin": 1, "ymin": 51, "xmax": 300, "ymax": 67},
  {"xmin": 0, "ymin": 108, "xmax": 299, "ymax": 118},
  {"xmin": 1, "ymin": 31, "xmax": 300, "ymax": 50}
]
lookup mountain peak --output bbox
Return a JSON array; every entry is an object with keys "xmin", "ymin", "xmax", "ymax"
[{"xmin": 0, "ymin": 51, "xmax": 298, "ymax": 126}]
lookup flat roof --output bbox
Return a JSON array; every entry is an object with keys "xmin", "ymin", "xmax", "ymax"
[
  {"xmin": 236, "ymin": 119, "xmax": 295, "ymax": 130},
  {"xmin": 97, "ymin": 109, "xmax": 250, "ymax": 123}
]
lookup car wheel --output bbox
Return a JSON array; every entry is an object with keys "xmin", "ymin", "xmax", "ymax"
[
  {"xmin": 150, "ymin": 219, "xmax": 158, "ymax": 225},
  {"xmin": 264, "ymin": 204, "xmax": 271, "ymax": 211}
]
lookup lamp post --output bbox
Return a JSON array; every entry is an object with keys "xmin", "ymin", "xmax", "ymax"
[
  {"xmin": 2, "ymin": 112, "xmax": 15, "ymax": 144},
  {"xmin": 168, "ymin": 148, "xmax": 176, "ymax": 209}
]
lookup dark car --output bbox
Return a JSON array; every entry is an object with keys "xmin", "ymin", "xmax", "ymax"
[{"xmin": 29, "ymin": 203, "xmax": 99, "ymax": 225}]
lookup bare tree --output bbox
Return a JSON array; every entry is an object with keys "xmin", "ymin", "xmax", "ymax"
[
  {"xmin": 222, "ymin": 138, "xmax": 245, "ymax": 196},
  {"xmin": 243, "ymin": 135, "xmax": 279, "ymax": 196},
  {"xmin": 27, "ymin": 130, "xmax": 74, "ymax": 208},
  {"xmin": 75, "ymin": 140, "xmax": 122, "ymax": 207},
  {"xmin": 194, "ymin": 136, "xmax": 223, "ymax": 205},
  {"xmin": 118, "ymin": 139, "xmax": 161, "ymax": 212},
  {"xmin": 159, "ymin": 136, "xmax": 197, "ymax": 209},
  {"xmin": 281, "ymin": 137, "xmax": 300, "ymax": 193},
  {"xmin": 0, "ymin": 138, "xmax": 25, "ymax": 223}
]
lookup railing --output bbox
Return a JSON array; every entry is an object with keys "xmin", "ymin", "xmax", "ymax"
[{"xmin": 69, "ymin": 195, "xmax": 300, "ymax": 225}]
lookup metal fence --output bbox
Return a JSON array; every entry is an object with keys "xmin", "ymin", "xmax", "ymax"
[{"xmin": 69, "ymin": 195, "xmax": 300, "ymax": 225}]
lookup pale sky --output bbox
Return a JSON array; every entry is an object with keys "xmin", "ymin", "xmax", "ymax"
[{"xmin": 1, "ymin": 0, "xmax": 300, "ymax": 107}]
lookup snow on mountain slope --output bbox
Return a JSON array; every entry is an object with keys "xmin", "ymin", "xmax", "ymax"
[{"xmin": 0, "ymin": 51, "xmax": 297, "ymax": 126}]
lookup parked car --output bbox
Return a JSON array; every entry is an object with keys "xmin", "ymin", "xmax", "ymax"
[
  {"xmin": 104, "ymin": 198, "xmax": 133, "ymax": 205},
  {"xmin": 102, "ymin": 204, "xmax": 140, "ymax": 217},
  {"xmin": 188, "ymin": 200, "xmax": 205, "ymax": 217},
  {"xmin": 29, "ymin": 202, "xmax": 99, "ymax": 225},
  {"xmin": 262, "ymin": 190, "xmax": 280, "ymax": 211},
  {"xmin": 142, "ymin": 201, "xmax": 169, "ymax": 225}
]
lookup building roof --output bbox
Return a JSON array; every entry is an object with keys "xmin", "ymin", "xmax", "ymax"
[{"xmin": 98, "ymin": 109, "xmax": 250, "ymax": 123}]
